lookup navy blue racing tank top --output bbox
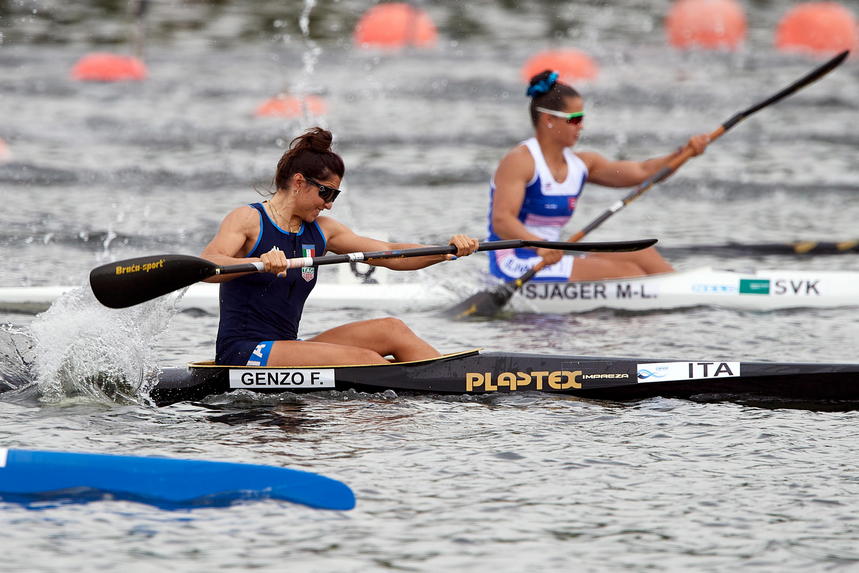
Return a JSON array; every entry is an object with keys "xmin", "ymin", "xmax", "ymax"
[{"xmin": 215, "ymin": 202, "xmax": 327, "ymax": 364}]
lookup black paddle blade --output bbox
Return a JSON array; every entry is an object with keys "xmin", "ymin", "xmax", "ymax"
[
  {"xmin": 533, "ymin": 238, "xmax": 658, "ymax": 252},
  {"xmin": 742, "ymin": 50, "xmax": 849, "ymax": 118},
  {"xmin": 441, "ymin": 285, "xmax": 515, "ymax": 320},
  {"xmin": 442, "ymin": 266, "xmax": 539, "ymax": 320},
  {"xmin": 89, "ymin": 254, "xmax": 218, "ymax": 309},
  {"xmin": 443, "ymin": 239, "xmax": 658, "ymax": 319}
]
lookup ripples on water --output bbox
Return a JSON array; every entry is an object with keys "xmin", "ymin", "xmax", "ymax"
[{"xmin": 2, "ymin": 1, "xmax": 859, "ymax": 571}]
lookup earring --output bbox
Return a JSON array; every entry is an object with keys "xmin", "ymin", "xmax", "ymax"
[{"xmin": 547, "ymin": 122, "xmax": 553, "ymax": 128}]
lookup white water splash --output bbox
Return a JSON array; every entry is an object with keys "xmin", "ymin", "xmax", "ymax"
[
  {"xmin": 0, "ymin": 323, "xmax": 35, "ymax": 391},
  {"xmin": 293, "ymin": 0, "xmax": 323, "ymax": 127},
  {"xmin": 29, "ymin": 285, "xmax": 177, "ymax": 405},
  {"xmin": 298, "ymin": 0, "xmax": 320, "ymax": 77}
]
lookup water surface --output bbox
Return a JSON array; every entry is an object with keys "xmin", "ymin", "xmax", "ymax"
[{"xmin": 1, "ymin": 1, "xmax": 858, "ymax": 571}]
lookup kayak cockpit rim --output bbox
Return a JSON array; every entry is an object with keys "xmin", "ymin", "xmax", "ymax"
[{"xmin": 187, "ymin": 348, "xmax": 483, "ymax": 370}]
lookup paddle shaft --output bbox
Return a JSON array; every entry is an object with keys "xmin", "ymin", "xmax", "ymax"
[
  {"xmin": 569, "ymin": 50, "xmax": 849, "ymax": 242},
  {"xmin": 190, "ymin": 244, "xmax": 503, "ymax": 280},
  {"xmin": 212, "ymin": 245, "xmax": 499, "ymax": 279},
  {"xmin": 260, "ymin": 239, "xmax": 655, "ymax": 272}
]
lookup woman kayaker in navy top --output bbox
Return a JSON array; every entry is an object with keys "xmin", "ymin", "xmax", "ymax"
[
  {"xmin": 202, "ymin": 127, "xmax": 479, "ymax": 366},
  {"xmin": 488, "ymin": 70, "xmax": 710, "ymax": 281}
]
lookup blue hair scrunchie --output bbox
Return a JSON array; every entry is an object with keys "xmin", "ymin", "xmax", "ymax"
[{"xmin": 526, "ymin": 71, "xmax": 559, "ymax": 97}]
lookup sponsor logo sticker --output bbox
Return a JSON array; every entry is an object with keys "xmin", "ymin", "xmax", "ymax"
[
  {"xmin": 637, "ymin": 361, "xmax": 740, "ymax": 383},
  {"xmin": 579, "ymin": 373, "xmax": 630, "ymax": 380},
  {"xmin": 692, "ymin": 283, "xmax": 737, "ymax": 294},
  {"xmin": 465, "ymin": 370, "xmax": 582, "ymax": 391},
  {"xmin": 114, "ymin": 259, "xmax": 166, "ymax": 275},
  {"xmin": 739, "ymin": 279, "xmax": 770, "ymax": 295},
  {"xmin": 229, "ymin": 369, "xmax": 335, "ymax": 389}
]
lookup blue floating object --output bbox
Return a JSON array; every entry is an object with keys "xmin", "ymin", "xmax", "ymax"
[{"xmin": 0, "ymin": 448, "xmax": 355, "ymax": 510}]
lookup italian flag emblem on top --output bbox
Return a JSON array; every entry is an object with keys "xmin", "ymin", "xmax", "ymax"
[{"xmin": 301, "ymin": 245, "xmax": 315, "ymax": 282}]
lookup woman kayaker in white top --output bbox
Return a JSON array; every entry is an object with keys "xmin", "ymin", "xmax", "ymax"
[{"xmin": 487, "ymin": 70, "xmax": 710, "ymax": 281}]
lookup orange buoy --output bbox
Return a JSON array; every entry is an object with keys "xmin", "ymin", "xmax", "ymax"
[
  {"xmin": 254, "ymin": 94, "xmax": 327, "ymax": 118},
  {"xmin": 666, "ymin": 0, "xmax": 746, "ymax": 50},
  {"xmin": 71, "ymin": 53, "xmax": 147, "ymax": 82},
  {"xmin": 0, "ymin": 138, "xmax": 10, "ymax": 163},
  {"xmin": 354, "ymin": 3, "xmax": 437, "ymax": 48},
  {"xmin": 520, "ymin": 50, "xmax": 599, "ymax": 84},
  {"xmin": 776, "ymin": 3, "xmax": 858, "ymax": 55}
]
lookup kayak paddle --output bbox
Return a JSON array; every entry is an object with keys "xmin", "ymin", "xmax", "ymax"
[
  {"xmin": 89, "ymin": 238, "xmax": 657, "ymax": 309},
  {"xmin": 444, "ymin": 49, "xmax": 850, "ymax": 319}
]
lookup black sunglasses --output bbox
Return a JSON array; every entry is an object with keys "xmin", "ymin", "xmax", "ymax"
[{"xmin": 305, "ymin": 177, "xmax": 341, "ymax": 203}]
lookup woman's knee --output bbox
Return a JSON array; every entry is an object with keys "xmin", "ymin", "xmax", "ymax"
[{"xmin": 374, "ymin": 317, "xmax": 413, "ymax": 336}]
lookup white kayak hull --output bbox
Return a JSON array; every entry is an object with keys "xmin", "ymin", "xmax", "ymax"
[
  {"xmin": 0, "ymin": 282, "xmax": 454, "ymax": 314},
  {"xmin": 2, "ymin": 267, "xmax": 857, "ymax": 314}
]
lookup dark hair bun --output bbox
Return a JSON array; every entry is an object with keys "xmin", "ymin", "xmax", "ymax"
[
  {"xmin": 274, "ymin": 126, "xmax": 345, "ymax": 190},
  {"xmin": 291, "ymin": 127, "xmax": 333, "ymax": 153},
  {"xmin": 529, "ymin": 70, "xmax": 554, "ymax": 86},
  {"xmin": 527, "ymin": 70, "xmax": 559, "ymax": 98}
]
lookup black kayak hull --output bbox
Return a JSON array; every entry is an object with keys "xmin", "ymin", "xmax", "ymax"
[{"xmin": 151, "ymin": 350, "xmax": 859, "ymax": 407}]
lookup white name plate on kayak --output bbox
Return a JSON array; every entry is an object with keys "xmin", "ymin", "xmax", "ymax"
[
  {"xmin": 229, "ymin": 369, "xmax": 336, "ymax": 389},
  {"xmin": 637, "ymin": 361, "xmax": 740, "ymax": 383}
]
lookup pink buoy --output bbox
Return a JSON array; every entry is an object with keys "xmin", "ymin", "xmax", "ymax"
[
  {"xmin": 254, "ymin": 95, "xmax": 327, "ymax": 118},
  {"xmin": 666, "ymin": 0, "xmax": 746, "ymax": 50},
  {"xmin": 0, "ymin": 138, "xmax": 10, "ymax": 163},
  {"xmin": 354, "ymin": 3, "xmax": 437, "ymax": 48},
  {"xmin": 520, "ymin": 50, "xmax": 599, "ymax": 84},
  {"xmin": 776, "ymin": 2, "xmax": 858, "ymax": 55},
  {"xmin": 71, "ymin": 53, "xmax": 147, "ymax": 82}
]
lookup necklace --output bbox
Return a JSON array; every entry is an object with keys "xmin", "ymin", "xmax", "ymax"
[{"xmin": 267, "ymin": 200, "xmax": 299, "ymax": 232}]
